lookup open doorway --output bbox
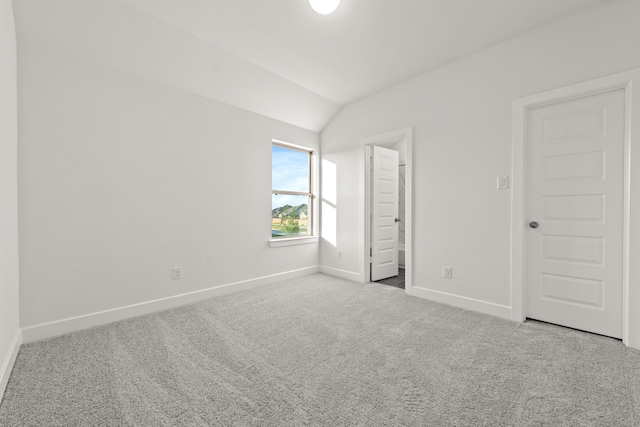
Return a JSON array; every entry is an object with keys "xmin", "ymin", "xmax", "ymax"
[{"xmin": 361, "ymin": 128, "xmax": 413, "ymax": 293}]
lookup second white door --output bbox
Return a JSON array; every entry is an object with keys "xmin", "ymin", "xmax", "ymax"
[
  {"xmin": 526, "ymin": 88, "xmax": 625, "ymax": 338},
  {"xmin": 371, "ymin": 146, "xmax": 399, "ymax": 281}
]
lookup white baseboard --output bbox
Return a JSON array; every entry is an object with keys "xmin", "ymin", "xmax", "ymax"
[
  {"xmin": 0, "ymin": 330, "xmax": 22, "ymax": 403},
  {"xmin": 410, "ymin": 286, "xmax": 512, "ymax": 320},
  {"xmin": 21, "ymin": 266, "xmax": 320, "ymax": 344},
  {"xmin": 320, "ymin": 265, "xmax": 361, "ymax": 282}
]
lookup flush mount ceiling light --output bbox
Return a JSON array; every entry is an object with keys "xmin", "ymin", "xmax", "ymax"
[{"xmin": 309, "ymin": 0, "xmax": 340, "ymax": 15}]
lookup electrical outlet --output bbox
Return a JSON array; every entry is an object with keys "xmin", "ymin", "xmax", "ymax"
[
  {"xmin": 337, "ymin": 250, "xmax": 342, "ymax": 259},
  {"xmin": 172, "ymin": 267, "xmax": 183, "ymax": 280},
  {"xmin": 443, "ymin": 266, "xmax": 452, "ymax": 279},
  {"xmin": 497, "ymin": 176, "xmax": 509, "ymax": 190}
]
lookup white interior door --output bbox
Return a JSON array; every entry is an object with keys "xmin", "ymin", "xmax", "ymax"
[
  {"xmin": 371, "ymin": 146, "xmax": 399, "ymax": 281},
  {"xmin": 526, "ymin": 88, "xmax": 625, "ymax": 338}
]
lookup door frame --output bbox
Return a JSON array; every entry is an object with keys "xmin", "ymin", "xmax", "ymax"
[
  {"xmin": 511, "ymin": 68, "xmax": 640, "ymax": 348},
  {"xmin": 361, "ymin": 127, "xmax": 413, "ymax": 293}
]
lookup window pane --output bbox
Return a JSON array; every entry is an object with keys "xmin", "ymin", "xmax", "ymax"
[
  {"xmin": 272, "ymin": 145, "xmax": 309, "ymax": 192},
  {"xmin": 272, "ymin": 194, "xmax": 310, "ymax": 237}
]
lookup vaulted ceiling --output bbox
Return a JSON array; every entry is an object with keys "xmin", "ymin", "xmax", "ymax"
[{"xmin": 14, "ymin": 0, "xmax": 608, "ymax": 131}]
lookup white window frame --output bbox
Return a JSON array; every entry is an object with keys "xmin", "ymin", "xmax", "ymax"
[{"xmin": 269, "ymin": 140, "xmax": 318, "ymax": 247}]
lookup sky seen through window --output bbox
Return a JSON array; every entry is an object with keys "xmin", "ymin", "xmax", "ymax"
[{"xmin": 272, "ymin": 145, "xmax": 310, "ymax": 209}]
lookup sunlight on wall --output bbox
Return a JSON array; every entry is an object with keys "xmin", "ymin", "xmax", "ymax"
[
  {"xmin": 321, "ymin": 202, "xmax": 337, "ymax": 247},
  {"xmin": 321, "ymin": 159, "xmax": 337, "ymax": 246},
  {"xmin": 322, "ymin": 159, "xmax": 337, "ymax": 205}
]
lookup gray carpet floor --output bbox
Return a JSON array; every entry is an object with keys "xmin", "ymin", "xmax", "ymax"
[{"xmin": 1, "ymin": 273, "xmax": 639, "ymax": 426}]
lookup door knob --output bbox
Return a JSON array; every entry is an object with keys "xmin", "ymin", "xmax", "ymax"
[
  {"xmin": 395, "ymin": 218, "xmax": 400, "ymax": 223},
  {"xmin": 529, "ymin": 221, "xmax": 539, "ymax": 229}
]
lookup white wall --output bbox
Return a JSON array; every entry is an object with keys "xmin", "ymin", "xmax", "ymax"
[
  {"xmin": 0, "ymin": 0, "xmax": 21, "ymax": 398},
  {"xmin": 321, "ymin": 0, "xmax": 640, "ymax": 310},
  {"xmin": 18, "ymin": 41, "xmax": 319, "ymax": 330},
  {"xmin": 12, "ymin": 0, "xmax": 339, "ymax": 133}
]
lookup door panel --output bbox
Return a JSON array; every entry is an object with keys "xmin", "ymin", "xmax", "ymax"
[
  {"xmin": 526, "ymin": 89, "xmax": 625, "ymax": 338},
  {"xmin": 371, "ymin": 146, "xmax": 399, "ymax": 281}
]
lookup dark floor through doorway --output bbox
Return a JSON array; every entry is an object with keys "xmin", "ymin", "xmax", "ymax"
[{"xmin": 375, "ymin": 268, "xmax": 405, "ymax": 289}]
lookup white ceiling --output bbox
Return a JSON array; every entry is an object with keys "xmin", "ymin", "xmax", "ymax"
[
  {"xmin": 14, "ymin": 0, "xmax": 609, "ymax": 131},
  {"xmin": 119, "ymin": 0, "xmax": 608, "ymax": 105}
]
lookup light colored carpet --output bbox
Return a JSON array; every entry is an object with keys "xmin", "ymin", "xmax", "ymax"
[{"xmin": 1, "ymin": 273, "xmax": 639, "ymax": 426}]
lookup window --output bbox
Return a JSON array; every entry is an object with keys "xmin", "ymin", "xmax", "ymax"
[{"xmin": 271, "ymin": 142, "xmax": 313, "ymax": 239}]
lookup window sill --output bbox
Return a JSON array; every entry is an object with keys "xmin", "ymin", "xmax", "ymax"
[{"xmin": 269, "ymin": 236, "xmax": 319, "ymax": 248}]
